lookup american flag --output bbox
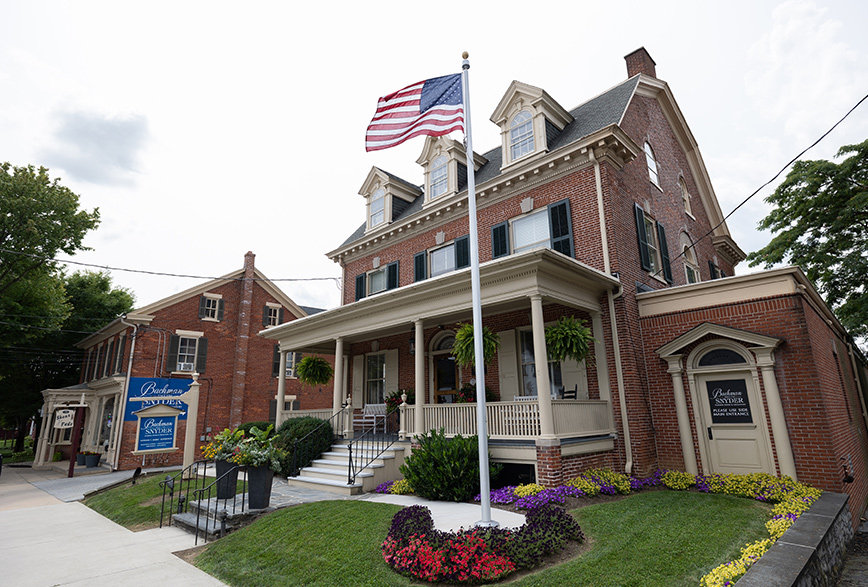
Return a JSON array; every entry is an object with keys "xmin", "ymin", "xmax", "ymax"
[{"xmin": 365, "ymin": 74, "xmax": 464, "ymax": 152}]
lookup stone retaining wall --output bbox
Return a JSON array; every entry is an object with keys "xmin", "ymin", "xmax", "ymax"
[{"xmin": 737, "ymin": 492, "xmax": 852, "ymax": 586}]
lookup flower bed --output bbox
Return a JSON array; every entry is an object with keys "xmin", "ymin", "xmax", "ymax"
[{"xmin": 377, "ymin": 468, "xmax": 821, "ymax": 585}]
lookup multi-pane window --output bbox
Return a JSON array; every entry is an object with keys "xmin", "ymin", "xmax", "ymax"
[
  {"xmin": 202, "ymin": 297, "xmax": 219, "ymax": 319},
  {"xmin": 644, "ymin": 142, "xmax": 659, "ymax": 187},
  {"xmin": 518, "ymin": 330, "xmax": 563, "ymax": 398},
  {"xmin": 366, "ymin": 354, "xmax": 386, "ymax": 405},
  {"xmin": 430, "ymin": 243, "xmax": 456, "ymax": 277},
  {"xmin": 266, "ymin": 306, "xmax": 280, "ymax": 327},
  {"xmin": 680, "ymin": 178, "xmax": 692, "ymax": 215},
  {"xmin": 684, "ymin": 245, "xmax": 699, "ymax": 283},
  {"xmin": 199, "ymin": 295, "xmax": 223, "ymax": 321},
  {"xmin": 369, "ymin": 267, "xmax": 387, "ymax": 294},
  {"xmin": 634, "ymin": 203, "xmax": 673, "ymax": 283},
  {"xmin": 430, "ymin": 155, "xmax": 448, "ymax": 199},
  {"xmin": 643, "ymin": 215, "xmax": 661, "ymax": 275},
  {"xmin": 513, "ymin": 210, "xmax": 550, "ymax": 254},
  {"xmin": 510, "ymin": 111, "xmax": 534, "ymax": 161},
  {"xmin": 370, "ymin": 187, "xmax": 385, "ymax": 227},
  {"xmin": 177, "ymin": 337, "xmax": 198, "ymax": 372}
]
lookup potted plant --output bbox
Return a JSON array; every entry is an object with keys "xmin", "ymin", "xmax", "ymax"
[
  {"xmin": 231, "ymin": 425, "xmax": 284, "ymax": 509},
  {"xmin": 75, "ymin": 452, "xmax": 86, "ymax": 466},
  {"xmin": 83, "ymin": 451, "xmax": 101, "ymax": 468},
  {"xmin": 296, "ymin": 356, "xmax": 334, "ymax": 386},
  {"xmin": 451, "ymin": 323, "xmax": 500, "ymax": 368},
  {"xmin": 201, "ymin": 427, "xmax": 246, "ymax": 499},
  {"xmin": 545, "ymin": 316, "xmax": 596, "ymax": 363}
]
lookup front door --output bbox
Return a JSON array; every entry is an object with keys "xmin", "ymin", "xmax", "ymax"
[
  {"xmin": 433, "ymin": 354, "xmax": 458, "ymax": 403},
  {"xmin": 696, "ymin": 373, "xmax": 774, "ymax": 475}
]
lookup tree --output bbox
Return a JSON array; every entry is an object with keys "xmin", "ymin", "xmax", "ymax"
[
  {"xmin": 0, "ymin": 271, "xmax": 133, "ymax": 452},
  {"xmin": 0, "ymin": 163, "xmax": 100, "ymax": 345},
  {"xmin": 747, "ymin": 139, "xmax": 868, "ymax": 343}
]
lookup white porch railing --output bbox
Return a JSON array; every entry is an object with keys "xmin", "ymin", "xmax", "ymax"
[
  {"xmin": 280, "ymin": 408, "xmax": 347, "ymax": 435},
  {"xmin": 401, "ymin": 400, "xmax": 613, "ymax": 440}
]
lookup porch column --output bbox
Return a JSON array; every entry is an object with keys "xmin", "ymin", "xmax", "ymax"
[
  {"xmin": 333, "ymin": 338, "xmax": 345, "ymax": 418},
  {"xmin": 664, "ymin": 355, "xmax": 698, "ymax": 475},
  {"xmin": 530, "ymin": 295, "xmax": 555, "ymax": 438},
  {"xmin": 591, "ymin": 311, "xmax": 611, "ymax": 402},
  {"xmin": 754, "ymin": 347, "xmax": 797, "ymax": 479},
  {"xmin": 34, "ymin": 400, "xmax": 52, "ymax": 466},
  {"xmin": 275, "ymin": 348, "xmax": 288, "ymax": 428},
  {"xmin": 414, "ymin": 319, "xmax": 425, "ymax": 440}
]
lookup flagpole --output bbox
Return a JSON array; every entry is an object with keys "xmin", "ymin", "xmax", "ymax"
[{"xmin": 461, "ymin": 52, "xmax": 498, "ymax": 528}]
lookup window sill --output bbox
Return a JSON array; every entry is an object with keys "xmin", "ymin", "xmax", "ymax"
[
  {"xmin": 685, "ymin": 211, "xmax": 696, "ymax": 221},
  {"xmin": 650, "ymin": 180, "xmax": 663, "ymax": 193},
  {"xmin": 201, "ymin": 317, "xmax": 220, "ymax": 323}
]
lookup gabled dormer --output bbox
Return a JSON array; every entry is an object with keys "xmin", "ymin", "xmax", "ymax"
[
  {"xmin": 359, "ymin": 167, "xmax": 423, "ymax": 233},
  {"xmin": 416, "ymin": 136, "xmax": 487, "ymax": 207},
  {"xmin": 490, "ymin": 81, "xmax": 573, "ymax": 170}
]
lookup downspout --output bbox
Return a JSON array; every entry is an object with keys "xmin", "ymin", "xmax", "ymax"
[
  {"xmin": 112, "ymin": 315, "xmax": 138, "ymax": 471},
  {"xmin": 847, "ymin": 341, "xmax": 868, "ymax": 439},
  {"xmin": 590, "ymin": 147, "xmax": 633, "ymax": 475}
]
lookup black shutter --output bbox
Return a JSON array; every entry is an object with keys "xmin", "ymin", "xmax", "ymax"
[
  {"xmin": 115, "ymin": 335, "xmax": 126, "ymax": 373},
  {"xmin": 708, "ymin": 260, "xmax": 719, "ymax": 280},
  {"xmin": 387, "ymin": 261, "xmax": 399, "ymax": 290},
  {"xmin": 198, "ymin": 296, "xmax": 207, "ymax": 318},
  {"xmin": 456, "ymin": 235, "xmax": 470, "ymax": 269},
  {"xmin": 293, "ymin": 352, "xmax": 303, "ymax": 378},
  {"xmin": 195, "ymin": 338, "xmax": 208, "ymax": 373},
  {"xmin": 272, "ymin": 346, "xmax": 280, "ymax": 377},
  {"xmin": 414, "ymin": 251, "xmax": 427, "ymax": 282},
  {"xmin": 106, "ymin": 340, "xmax": 116, "ymax": 376},
  {"xmin": 262, "ymin": 305, "xmax": 269, "ymax": 327},
  {"xmin": 167, "ymin": 335, "xmax": 180, "ymax": 372},
  {"xmin": 634, "ymin": 203, "xmax": 652, "ymax": 271},
  {"xmin": 491, "ymin": 222, "xmax": 509, "ymax": 259},
  {"xmin": 719, "ymin": 269, "xmax": 727, "ymax": 278},
  {"xmin": 548, "ymin": 199, "xmax": 574, "ymax": 257},
  {"xmin": 656, "ymin": 222, "xmax": 673, "ymax": 284},
  {"xmin": 278, "ymin": 308, "xmax": 284, "ymax": 324},
  {"xmin": 217, "ymin": 299, "xmax": 224, "ymax": 321},
  {"xmin": 355, "ymin": 273, "xmax": 366, "ymax": 301}
]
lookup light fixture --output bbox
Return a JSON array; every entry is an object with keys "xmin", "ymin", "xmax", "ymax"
[{"xmin": 409, "ymin": 338, "xmax": 415, "ymax": 355}]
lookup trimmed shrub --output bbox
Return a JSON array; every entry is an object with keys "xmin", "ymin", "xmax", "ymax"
[
  {"xmin": 400, "ymin": 429, "xmax": 501, "ymax": 502},
  {"xmin": 238, "ymin": 421, "xmax": 272, "ymax": 438},
  {"xmin": 274, "ymin": 416, "xmax": 334, "ymax": 476}
]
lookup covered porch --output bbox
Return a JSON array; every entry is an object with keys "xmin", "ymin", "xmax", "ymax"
[{"xmin": 263, "ymin": 249, "xmax": 620, "ymax": 469}]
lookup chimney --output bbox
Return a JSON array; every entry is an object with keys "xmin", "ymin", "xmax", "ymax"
[
  {"xmin": 243, "ymin": 250, "xmax": 255, "ymax": 276},
  {"xmin": 625, "ymin": 47, "xmax": 656, "ymax": 78}
]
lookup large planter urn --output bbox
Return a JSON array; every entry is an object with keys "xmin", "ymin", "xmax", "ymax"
[
  {"xmin": 247, "ymin": 465, "xmax": 275, "ymax": 510},
  {"xmin": 215, "ymin": 460, "xmax": 239, "ymax": 499},
  {"xmin": 84, "ymin": 453, "xmax": 100, "ymax": 468}
]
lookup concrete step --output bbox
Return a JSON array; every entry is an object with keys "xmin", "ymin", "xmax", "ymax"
[{"xmin": 287, "ymin": 474, "xmax": 363, "ymax": 495}]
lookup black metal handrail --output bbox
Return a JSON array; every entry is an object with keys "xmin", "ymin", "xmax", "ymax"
[
  {"xmin": 190, "ymin": 464, "xmax": 248, "ymax": 545},
  {"xmin": 288, "ymin": 406, "xmax": 347, "ymax": 477},
  {"xmin": 159, "ymin": 460, "xmax": 209, "ymax": 529},
  {"xmin": 347, "ymin": 424, "xmax": 397, "ymax": 485}
]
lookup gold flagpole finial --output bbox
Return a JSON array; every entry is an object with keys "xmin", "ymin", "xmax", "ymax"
[{"xmin": 462, "ymin": 51, "xmax": 469, "ymax": 59}]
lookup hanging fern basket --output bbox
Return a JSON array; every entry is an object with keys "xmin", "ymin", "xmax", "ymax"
[
  {"xmin": 296, "ymin": 356, "xmax": 334, "ymax": 386},
  {"xmin": 545, "ymin": 316, "xmax": 596, "ymax": 364},
  {"xmin": 451, "ymin": 323, "xmax": 500, "ymax": 368}
]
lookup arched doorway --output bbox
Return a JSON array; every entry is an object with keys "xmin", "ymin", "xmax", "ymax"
[{"xmin": 687, "ymin": 342, "xmax": 775, "ymax": 475}]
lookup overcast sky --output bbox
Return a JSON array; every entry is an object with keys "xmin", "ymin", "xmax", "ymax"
[{"xmin": 1, "ymin": 0, "xmax": 867, "ymax": 314}]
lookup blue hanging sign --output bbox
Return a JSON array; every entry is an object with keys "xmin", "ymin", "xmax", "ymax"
[
  {"xmin": 124, "ymin": 377, "xmax": 191, "ymax": 421},
  {"xmin": 136, "ymin": 415, "xmax": 177, "ymax": 452}
]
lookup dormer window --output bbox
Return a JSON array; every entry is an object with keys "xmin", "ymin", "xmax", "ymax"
[
  {"xmin": 510, "ymin": 111, "xmax": 534, "ymax": 160},
  {"xmin": 429, "ymin": 155, "xmax": 448, "ymax": 199},
  {"xmin": 370, "ymin": 187, "xmax": 385, "ymax": 227}
]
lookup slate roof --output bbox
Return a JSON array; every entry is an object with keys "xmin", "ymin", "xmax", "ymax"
[
  {"xmin": 337, "ymin": 75, "xmax": 640, "ymax": 251},
  {"xmin": 299, "ymin": 305, "xmax": 326, "ymax": 316}
]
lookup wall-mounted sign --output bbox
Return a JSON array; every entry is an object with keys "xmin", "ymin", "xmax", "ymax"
[
  {"xmin": 132, "ymin": 403, "xmax": 182, "ymax": 454},
  {"xmin": 706, "ymin": 379, "xmax": 753, "ymax": 424},
  {"xmin": 136, "ymin": 416, "xmax": 176, "ymax": 452},
  {"xmin": 124, "ymin": 377, "xmax": 191, "ymax": 421},
  {"xmin": 54, "ymin": 409, "xmax": 75, "ymax": 429}
]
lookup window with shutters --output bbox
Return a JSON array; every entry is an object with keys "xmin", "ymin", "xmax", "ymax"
[
  {"xmin": 366, "ymin": 353, "xmax": 386, "ymax": 404},
  {"xmin": 359, "ymin": 261, "xmax": 400, "ymax": 297},
  {"xmin": 273, "ymin": 348, "xmax": 303, "ymax": 378},
  {"xmin": 168, "ymin": 332, "xmax": 207, "ymax": 374},
  {"xmin": 199, "ymin": 294, "xmax": 224, "ymax": 322},
  {"xmin": 263, "ymin": 303, "xmax": 283, "ymax": 328},
  {"xmin": 414, "ymin": 236, "xmax": 469, "ymax": 281},
  {"xmin": 491, "ymin": 199, "xmax": 573, "ymax": 259},
  {"xmin": 634, "ymin": 203, "xmax": 672, "ymax": 283}
]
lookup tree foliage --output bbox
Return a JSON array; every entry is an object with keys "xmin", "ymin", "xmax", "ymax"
[
  {"xmin": 0, "ymin": 163, "xmax": 100, "ymax": 345},
  {"xmin": 747, "ymin": 139, "xmax": 868, "ymax": 342}
]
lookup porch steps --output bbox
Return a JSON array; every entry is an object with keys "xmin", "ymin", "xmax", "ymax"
[
  {"xmin": 287, "ymin": 440, "xmax": 407, "ymax": 495},
  {"xmin": 171, "ymin": 496, "xmax": 271, "ymax": 541}
]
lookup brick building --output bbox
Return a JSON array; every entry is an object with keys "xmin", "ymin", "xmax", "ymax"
[
  {"xmin": 34, "ymin": 252, "xmax": 332, "ymax": 471},
  {"xmin": 261, "ymin": 49, "xmax": 868, "ymax": 523}
]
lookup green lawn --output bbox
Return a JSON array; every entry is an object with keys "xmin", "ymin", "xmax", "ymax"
[{"xmin": 192, "ymin": 491, "xmax": 770, "ymax": 587}]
